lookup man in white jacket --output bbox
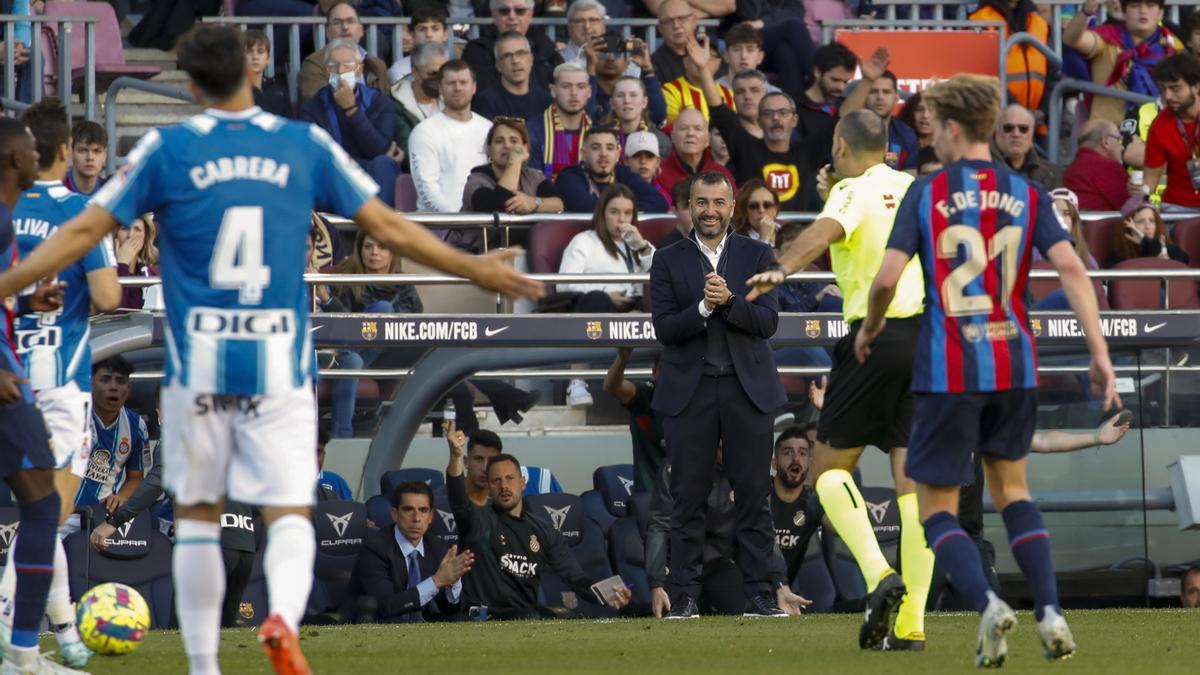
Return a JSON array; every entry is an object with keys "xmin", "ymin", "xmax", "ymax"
[{"xmin": 408, "ymin": 60, "xmax": 493, "ymax": 212}]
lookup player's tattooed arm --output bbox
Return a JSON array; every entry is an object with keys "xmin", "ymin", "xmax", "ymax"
[{"xmin": 0, "ymin": 205, "xmax": 118, "ymax": 299}]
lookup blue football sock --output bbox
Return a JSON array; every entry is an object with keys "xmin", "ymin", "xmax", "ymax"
[
  {"xmin": 923, "ymin": 511, "xmax": 991, "ymax": 614},
  {"xmin": 1003, "ymin": 500, "xmax": 1060, "ymax": 621},
  {"xmin": 12, "ymin": 492, "xmax": 60, "ymax": 649}
]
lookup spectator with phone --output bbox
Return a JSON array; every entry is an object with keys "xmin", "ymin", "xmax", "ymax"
[{"xmin": 585, "ymin": 36, "xmax": 665, "ymax": 125}]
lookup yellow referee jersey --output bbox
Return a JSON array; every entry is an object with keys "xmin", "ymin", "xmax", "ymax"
[{"xmin": 818, "ymin": 163, "xmax": 925, "ymax": 323}]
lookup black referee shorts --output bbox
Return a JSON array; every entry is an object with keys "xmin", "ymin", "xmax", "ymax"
[{"xmin": 816, "ymin": 316, "xmax": 918, "ymax": 451}]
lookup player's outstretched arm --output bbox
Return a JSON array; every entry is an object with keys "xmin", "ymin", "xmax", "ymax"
[
  {"xmin": 1045, "ymin": 240, "xmax": 1120, "ymax": 411},
  {"xmin": 745, "ymin": 218, "xmax": 842, "ymax": 301},
  {"xmin": 854, "ymin": 248, "xmax": 910, "ymax": 363},
  {"xmin": 0, "ymin": 205, "xmax": 117, "ymax": 299},
  {"xmin": 1031, "ymin": 412, "xmax": 1132, "ymax": 453},
  {"xmin": 353, "ymin": 199, "xmax": 545, "ymax": 300}
]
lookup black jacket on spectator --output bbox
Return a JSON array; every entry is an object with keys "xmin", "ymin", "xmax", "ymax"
[
  {"xmin": 1106, "ymin": 237, "xmax": 1191, "ymax": 269},
  {"xmin": 463, "ymin": 26, "xmax": 564, "ymax": 94},
  {"xmin": 346, "ymin": 525, "xmax": 461, "ymax": 622},
  {"xmin": 254, "ymin": 76, "xmax": 293, "ymax": 118},
  {"xmin": 472, "ymin": 83, "xmax": 554, "ymax": 121},
  {"xmin": 300, "ymin": 85, "xmax": 394, "ymax": 162},
  {"xmin": 324, "ymin": 282, "xmax": 423, "ymax": 315},
  {"xmin": 709, "ymin": 104, "xmax": 818, "ymax": 211},
  {"xmin": 770, "ymin": 488, "xmax": 823, "ymax": 584},
  {"xmin": 796, "ymin": 92, "xmax": 838, "ymax": 164},
  {"xmin": 448, "ymin": 474, "xmax": 600, "ymax": 615},
  {"xmin": 645, "ymin": 462, "xmax": 788, "ymax": 589},
  {"xmin": 651, "ymin": 45, "xmax": 687, "ymax": 85},
  {"xmin": 462, "ymin": 164, "xmax": 561, "ymax": 212},
  {"xmin": 555, "ymin": 164, "xmax": 669, "ymax": 213}
]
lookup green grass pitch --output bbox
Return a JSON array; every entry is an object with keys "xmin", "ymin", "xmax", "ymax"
[{"xmin": 64, "ymin": 610, "xmax": 1198, "ymax": 674}]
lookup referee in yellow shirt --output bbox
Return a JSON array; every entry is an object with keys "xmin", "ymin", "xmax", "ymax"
[{"xmin": 747, "ymin": 110, "xmax": 933, "ymax": 651}]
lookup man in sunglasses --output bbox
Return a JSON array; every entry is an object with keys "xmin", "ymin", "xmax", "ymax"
[
  {"xmin": 463, "ymin": 0, "xmax": 564, "ymax": 93},
  {"xmin": 991, "ymin": 104, "xmax": 1063, "ymax": 190}
]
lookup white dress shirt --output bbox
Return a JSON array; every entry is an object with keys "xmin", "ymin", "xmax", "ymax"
[
  {"xmin": 695, "ymin": 231, "xmax": 729, "ymax": 318},
  {"xmin": 394, "ymin": 530, "xmax": 462, "ymax": 606}
]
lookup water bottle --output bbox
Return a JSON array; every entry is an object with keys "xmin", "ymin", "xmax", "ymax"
[
  {"xmin": 444, "ymin": 398, "xmax": 456, "ymax": 424},
  {"xmin": 620, "ymin": 227, "xmax": 641, "ymax": 250}
]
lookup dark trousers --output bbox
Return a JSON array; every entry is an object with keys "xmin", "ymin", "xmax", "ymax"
[
  {"xmin": 664, "ymin": 374, "xmax": 775, "ymax": 600},
  {"xmin": 221, "ymin": 548, "xmax": 256, "ymax": 627},
  {"xmin": 762, "ymin": 19, "xmax": 815, "ymax": 103},
  {"xmin": 696, "ymin": 557, "xmax": 747, "ymax": 615}
]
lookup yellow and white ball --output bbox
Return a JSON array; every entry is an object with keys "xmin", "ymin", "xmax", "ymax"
[{"xmin": 76, "ymin": 582, "xmax": 150, "ymax": 655}]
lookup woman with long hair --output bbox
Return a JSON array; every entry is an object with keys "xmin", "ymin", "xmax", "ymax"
[
  {"xmin": 732, "ymin": 179, "xmax": 781, "ymax": 246},
  {"xmin": 898, "ymin": 93, "xmax": 934, "ymax": 148},
  {"xmin": 602, "ymin": 76, "xmax": 670, "ymax": 156},
  {"xmin": 557, "ymin": 184, "xmax": 655, "ymax": 406},
  {"xmin": 1033, "ymin": 188, "xmax": 1098, "ymax": 310},
  {"xmin": 1109, "ymin": 198, "xmax": 1189, "ymax": 267},
  {"xmin": 116, "ymin": 214, "xmax": 161, "ymax": 310}
]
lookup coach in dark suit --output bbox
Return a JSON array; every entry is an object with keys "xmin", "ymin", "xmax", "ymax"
[
  {"xmin": 347, "ymin": 481, "xmax": 473, "ymax": 623},
  {"xmin": 649, "ymin": 170, "xmax": 788, "ymax": 618}
]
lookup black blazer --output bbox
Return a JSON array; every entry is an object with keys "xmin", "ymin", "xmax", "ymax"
[
  {"xmin": 649, "ymin": 232, "xmax": 787, "ymax": 417},
  {"xmin": 348, "ymin": 525, "xmax": 460, "ymax": 622}
]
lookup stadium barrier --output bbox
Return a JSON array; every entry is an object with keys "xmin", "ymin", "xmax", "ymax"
[
  {"xmin": 102, "ymin": 76, "xmax": 190, "ymax": 175},
  {"xmin": 0, "ymin": 14, "xmax": 98, "ymax": 120}
]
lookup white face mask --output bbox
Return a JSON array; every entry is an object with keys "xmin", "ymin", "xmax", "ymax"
[{"xmin": 329, "ymin": 70, "xmax": 357, "ymax": 91}]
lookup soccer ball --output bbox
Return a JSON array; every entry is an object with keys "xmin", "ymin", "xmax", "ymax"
[{"xmin": 76, "ymin": 583, "xmax": 150, "ymax": 655}]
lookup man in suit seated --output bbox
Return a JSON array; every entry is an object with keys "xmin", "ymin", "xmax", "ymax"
[{"xmin": 348, "ymin": 481, "xmax": 474, "ymax": 622}]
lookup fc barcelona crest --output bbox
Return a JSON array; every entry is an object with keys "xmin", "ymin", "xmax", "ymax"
[
  {"xmin": 586, "ymin": 320, "xmax": 603, "ymax": 340},
  {"xmin": 1031, "ymin": 319, "xmax": 1042, "ymax": 338},
  {"xmin": 805, "ymin": 320, "xmax": 821, "ymax": 339},
  {"xmin": 361, "ymin": 321, "xmax": 378, "ymax": 341}
]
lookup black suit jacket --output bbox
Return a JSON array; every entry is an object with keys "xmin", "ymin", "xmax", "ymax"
[
  {"xmin": 348, "ymin": 525, "xmax": 460, "ymax": 622},
  {"xmin": 649, "ymin": 232, "xmax": 787, "ymax": 417}
]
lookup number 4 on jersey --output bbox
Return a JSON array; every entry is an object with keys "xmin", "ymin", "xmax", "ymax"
[{"xmin": 211, "ymin": 206, "xmax": 272, "ymax": 304}]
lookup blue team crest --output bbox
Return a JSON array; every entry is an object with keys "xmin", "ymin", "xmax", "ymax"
[{"xmin": 117, "ymin": 438, "xmax": 130, "ymax": 456}]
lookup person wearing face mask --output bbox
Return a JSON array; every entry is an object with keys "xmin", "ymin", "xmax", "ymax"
[
  {"xmin": 391, "ymin": 42, "xmax": 447, "ymax": 171},
  {"xmin": 298, "ymin": 1, "xmax": 391, "ymax": 102},
  {"xmin": 300, "ymin": 38, "xmax": 404, "ymax": 206}
]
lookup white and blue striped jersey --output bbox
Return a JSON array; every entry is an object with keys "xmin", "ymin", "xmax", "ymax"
[
  {"xmin": 92, "ymin": 107, "xmax": 378, "ymax": 395},
  {"xmin": 76, "ymin": 406, "xmax": 149, "ymax": 507},
  {"xmin": 14, "ymin": 180, "xmax": 116, "ymax": 391}
]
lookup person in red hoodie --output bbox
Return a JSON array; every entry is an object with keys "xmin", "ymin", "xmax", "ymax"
[
  {"xmin": 657, "ymin": 107, "xmax": 736, "ymax": 195},
  {"xmin": 1064, "ymin": 119, "xmax": 1130, "ymax": 210}
]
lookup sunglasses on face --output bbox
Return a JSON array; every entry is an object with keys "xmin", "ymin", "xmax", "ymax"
[{"xmin": 1002, "ymin": 123, "xmax": 1031, "ymax": 134}]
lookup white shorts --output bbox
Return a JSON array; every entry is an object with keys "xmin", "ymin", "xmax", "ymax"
[
  {"xmin": 35, "ymin": 382, "xmax": 92, "ymax": 478},
  {"xmin": 160, "ymin": 384, "xmax": 318, "ymax": 507}
]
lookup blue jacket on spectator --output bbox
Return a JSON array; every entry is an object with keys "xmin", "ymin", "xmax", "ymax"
[
  {"xmin": 300, "ymin": 83, "xmax": 394, "ymax": 163},
  {"xmin": 555, "ymin": 164, "xmax": 670, "ymax": 214}
]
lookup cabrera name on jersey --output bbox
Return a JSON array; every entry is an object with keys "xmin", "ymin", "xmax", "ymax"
[
  {"xmin": 888, "ymin": 159, "xmax": 1069, "ymax": 394},
  {"xmin": 91, "ymin": 108, "xmax": 378, "ymax": 395},
  {"xmin": 14, "ymin": 181, "xmax": 116, "ymax": 391}
]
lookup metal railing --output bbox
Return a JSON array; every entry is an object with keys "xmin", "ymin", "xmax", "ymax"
[
  {"xmin": 102, "ymin": 76, "xmax": 191, "ymax": 175},
  {"xmin": 1048, "ymin": 78, "xmax": 1155, "ymax": 164},
  {"xmin": 0, "ymin": 15, "xmax": 97, "ymax": 120}
]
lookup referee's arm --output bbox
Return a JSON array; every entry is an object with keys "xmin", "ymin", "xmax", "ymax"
[{"xmin": 746, "ymin": 218, "xmax": 841, "ymax": 301}]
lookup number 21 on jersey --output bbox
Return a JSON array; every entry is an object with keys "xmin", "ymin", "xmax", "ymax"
[
  {"xmin": 211, "ymin": 206, "xmax": 271, "ymax": 304},
  {"xmin": 937, "ymin": 225, "xmax": 1022, "ymax": 317}
]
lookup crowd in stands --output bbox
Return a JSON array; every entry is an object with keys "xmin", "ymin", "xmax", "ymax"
[{"xmin": 11, "ymin": 0, "xmax": 1200, "ymax": 629}]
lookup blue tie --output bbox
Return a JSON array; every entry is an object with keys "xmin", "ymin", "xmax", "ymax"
[{"xmin": 406, "ymin": 550, "xmax": 421, "ymax": 590}]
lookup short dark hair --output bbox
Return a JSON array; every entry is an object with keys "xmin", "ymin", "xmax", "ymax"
[
  {"xmin": 21, "ymin": 97, "xmax": 69, "ymax": 171},
  {"xmin": 0, "ymin": 117, "xmax": 31, "ymax": 177},
  {"xmin": 724, "ymin": 22, "xmax": 763, "ymax": 49},
  {"xmin": 486, "ymin": 452, "xmax": 522, "ymax": 475},
  {"xmin": 670, "ymin": 176, "xmax": 693, "ymax": 207},
  {"xmin": 243, "ymin": 28, "xmax": 270, "ymax": 52},
  {"xmin": 1154, "ymin": 52, "xmax": 1200, "ymax": 87},
  {"xmin": 72, "ymin": 120, "xmax": 106, "ymax": 148},
  {"xmin": 176, "ymin": 24, "xmax": 248, "ymax": 101},
  {"xmin": 411, "ymin": 2, "xmax": 450, "ymax": 26},
  {"xmin": 878, "ymin": 70, "xmax": 898, "ymax": 89},
  {"xmin": 813, "ymin": 42, "xmax": 857, "ymax": 74},
  {"xmin": 775, "ymin": 425, "xmax": 810, "ymax": 451},
  {"xmin": 468, "ymin": 429, "xmax": 503, "ymax": 454},
  {"xmin": 93, "ymin": 355, "xmax": 135, "ymax": 377},
  {"xmin": 318, "ymin": 427, "xmax": 329, "ymax": 447},
  {"xmin": 325, "ymin": 1, "xmax": 357, "ymax": 21},
  {"xmin": 837, "ymin": 109, "xmax": 889, "ymax": 154},
  {"xmin": 439, "ymin": 59, "xmax": 475, "ymax": 82},
  {"xmin": 389, "ymin": 480, "xmax": 434, "ymax": 509},
  {"xmin": 1185, "ymin": 8, "xmax": 1200, "ymax": 41},
  {"xmin": 1120, "ymin": 0, "xmax": 1163, "ymax": 8},
  {"xmin": 583, "ymin": 125, "xmax": 619, "ymax": 144},
  {"xmin": 691, "ymin": 170, "xmax": 734, "ymax": 198}
]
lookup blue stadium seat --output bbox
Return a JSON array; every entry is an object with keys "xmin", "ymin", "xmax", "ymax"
[
  {"xmin": 306, "ymin": 500, "xmax": 368, "ymax": 623},
  {"xmin": 606, "ymin": 516, "xmax": 650, "ymax": 615},
  {"xmin": 792, "ymin": 536, "xmax": 836, "ymax": 614},
  {"xmin": 821, "ymin": 529, "xmax": 867, "ymax": 608},
  {"xmin": 0, "ymin": 507, "xmax": 17, "ymax": 567},
  {"xmin": 0, "ymin": 484, "xmax": 12, "ymax": 507},
  {"xmin": 527, "ymin": 493, "xmax": 616, "ymax": 617},
  {"xmin": 427, "ymin": 494, "xmax": 459, "ymax": 548},
  {"xmin": 521, "ymin": 466, "xmax": 563, "ymax": 496},
  {"xmin": 380, "ymin": 468, "xmax": 445, "ymax": 497},
  {"xmin": 593, "ymin": 464, "xmax": 636, "ymax": 518},
  {"xmin": 580, "ymin": 489, "xmax": 616, "ymax": 535},
  {"xmin": 364, "ymin": 494, "xmax": 391, "ymax": 529},
  {"xmin": 64, "ymin": 511, "xmax": 175, "ymax": 629}
]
